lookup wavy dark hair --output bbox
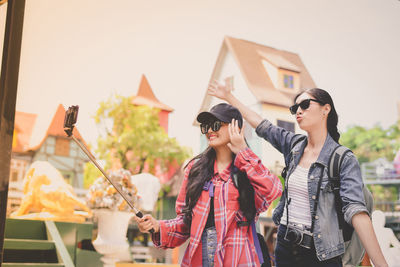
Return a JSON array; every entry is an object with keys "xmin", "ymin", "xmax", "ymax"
[
  {"xmin": 182, "ymin": 147, "xmax": 256, "ymax": 226},
  {"xmin": 294, "ymin": 88, "xmax": 340, "ymax": 143}
]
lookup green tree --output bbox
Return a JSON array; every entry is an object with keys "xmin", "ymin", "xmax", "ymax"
[
  {"xmin": 341, "ymin": 122, "xmax": 400, "ymax": 164},
  {"xmin": 83, "ymin": 162, "xmax": 102, "ymax": 189},
  {"xmin": 93, "ymin": 94, "xmax": 191, "ymax": 175}
]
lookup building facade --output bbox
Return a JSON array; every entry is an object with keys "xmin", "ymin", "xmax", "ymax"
[
  {"xmin": 8, "ymin": 105, "xmax": 89, "ymax": 214},
  {"xmin": 196, "ymin": 36, "xmax": 316, "ymax": 174}
]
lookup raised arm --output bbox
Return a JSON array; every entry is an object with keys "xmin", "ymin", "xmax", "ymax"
[
  {"xmin": 210, "ymin": 78, "xmax": 301, "ymax": 156},
  {"xmin": 228, "ymin": 118, "xmax": 282, "ymax": 211},
  {"xmin": 208, "ymin": 78, "xmax": 263, "ymax": 129}
]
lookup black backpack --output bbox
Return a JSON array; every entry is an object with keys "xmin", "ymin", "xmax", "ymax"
[
  {"xmin": 328, "ymin": 145, "xmax": 373, "ymax": 242},
  {"xmin": 329, "ymin": 145, "xmax": 353, "ymax": 241}
]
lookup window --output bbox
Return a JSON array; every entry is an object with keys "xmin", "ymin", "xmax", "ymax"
[
  {"xmin": 55, "ymin": 138, "xmax": 70, "ymax": 156},
  {"xmin": 10, "ymin": 171, "xmax": 19, "ymax": 182},
  {"xmin": 283, "ymin": 74, "xmax": 294, "ymax": 89},
  {"xmin": 277, "ymin": 120, "xmax": 295, "ymax": 133}
]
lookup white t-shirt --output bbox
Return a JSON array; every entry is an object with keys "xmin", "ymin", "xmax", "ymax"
[{"xmin": 280, "ymin": 165, "xmax": 312, "ymax": 228}]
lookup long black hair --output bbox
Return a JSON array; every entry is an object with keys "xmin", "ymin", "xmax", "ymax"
[
  {"xmin": 294, "ymin": 88, "xmax": 340, "ymax": 143},
  {"xmin": 182, "ymin": 147, "xmax": 256, "ymax": 226}
]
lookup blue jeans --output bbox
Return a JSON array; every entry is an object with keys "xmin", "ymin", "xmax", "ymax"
[
  {"xmin": 275, "ymin": 225, "xmax": 342, "ymax": 267},
  {"xmin": 201, "ymin": 226, "xmax": 217, "ymax": 267}
]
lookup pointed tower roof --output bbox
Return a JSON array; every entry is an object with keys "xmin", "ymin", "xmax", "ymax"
[
  {"xmin": 29, "ymin": 104, "xmax": 87, "ymax": 151},
  {"xmin": 132, "ymin": 75, "xmax": 173, "ymax": 112}
]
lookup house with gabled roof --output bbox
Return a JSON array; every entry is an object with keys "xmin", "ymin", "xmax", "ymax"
[
  {"xmin": 197, "ymin": 36, "xmax": 316, "ymax": 173},
  {"xmin": 8, "ymin": 104, "xmax": 89, "ymax": 214}
]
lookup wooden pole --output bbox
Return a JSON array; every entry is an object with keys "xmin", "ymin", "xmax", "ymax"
[{"xmin": 0, "ymin": 0, "xmax": 26, "ymax": 263}]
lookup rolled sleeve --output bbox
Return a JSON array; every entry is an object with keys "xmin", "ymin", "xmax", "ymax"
[
  {"xmin": 154, "ymin": 216, "xmax": 189, "ymax": 249},
  {"xmin": 255, "ymin": 119, "xmax": 272, "ymax": 136},
  {"xmin": 339, "ymin": 152, "xmax": 369, "ymax": 225},
  {"xmin": 234, "ymin": 147, "xmax": 263, "ymax": 174},
  {"xmin": 344, "ymin": 203, "xmax": 369, "ymax": 225},
  {"xmin": 255, "ymin": 119, "xmax": 300, "ymax": 156}
]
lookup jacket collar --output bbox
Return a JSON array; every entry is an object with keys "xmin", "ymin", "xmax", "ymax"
[
  {"xmin": 292, "ymin": 134, "xmax": 339, "ymax": 168},
  {"xmin": 315, "ymin": 134, "xmax": 339, "ymax": 167}
]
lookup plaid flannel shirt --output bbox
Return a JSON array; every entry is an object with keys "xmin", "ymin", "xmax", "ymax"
[{"xmin": 152, "ymin": 148, "xmax": 282, "ymax": 267}]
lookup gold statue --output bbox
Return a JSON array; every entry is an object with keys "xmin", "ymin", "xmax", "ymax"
[{"xmin": 10, "ymin": 161, "xmax": 92, "ymax": 222}]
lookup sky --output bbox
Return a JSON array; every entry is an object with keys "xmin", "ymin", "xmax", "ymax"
[{"xmin": 1, "ymin": 0, "xmax": 399, "ymax": 155}]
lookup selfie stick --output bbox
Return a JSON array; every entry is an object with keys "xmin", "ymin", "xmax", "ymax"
[{"xmin": 63, "ymin": 105, "xmax": 154, "ymax": 233}]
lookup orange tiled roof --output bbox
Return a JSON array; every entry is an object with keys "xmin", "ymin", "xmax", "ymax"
[
  {"xmin": 13, "ymin": 111, "xmax": 37, "ymax": 153},
  {"xmin": 48, "ymin": 104, "xmax": 85, "ymax": 138},
  {"xmin": 13, "ymin": 104, "xmax": 89, "ymax": 153},
  {"xmin": 28, "ymin": 104, "xmax": 87, "ymax": 151},
  {"xmin": 224, "ymin": 36, "xmax": 316, "ymax": 107},
  {"xmin": 198, "ymin": 36, "xmax": 317, "ymax": 116},
  {"xmin": 132, "ymin": 75, "xmax": 174, "ymax": 112}
]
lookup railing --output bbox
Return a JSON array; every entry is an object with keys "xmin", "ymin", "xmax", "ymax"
[{"xmin": 361, "ymin": 161, "xmax": 400, "ymax": 184}]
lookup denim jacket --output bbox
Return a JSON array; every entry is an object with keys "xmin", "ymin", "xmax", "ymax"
[{"xmin": 256, "ymin": 119, "xmax": 369, "ymax": 261}]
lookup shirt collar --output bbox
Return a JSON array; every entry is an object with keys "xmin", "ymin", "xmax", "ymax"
[{"xmin": 213, "ymin": 160, "xmax": 232, "ymax": 182}]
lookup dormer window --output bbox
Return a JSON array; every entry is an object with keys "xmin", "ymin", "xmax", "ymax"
[
  {"xmin": 278, "ymin": 69, "xmax": 299, "ymax": 91},
  {"xmin": 283, "ymin": 74, "xmax": 294, "ymax": 89},
  {"xmin": 259, "ymin": 51, "xmax": 301, "ymax": 92}
]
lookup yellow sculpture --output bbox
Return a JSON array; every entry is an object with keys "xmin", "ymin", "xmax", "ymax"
[{"xmin": 10, "ymin": 161, "xmax": 92, "ymax": 222}]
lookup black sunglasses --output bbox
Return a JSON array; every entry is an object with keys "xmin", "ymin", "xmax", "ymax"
[
  {"xmin": 200, "ymin": 121, "xmax": 224, "ymax": 134},
  {"xmin": 289, "ymin": 99, "xmax": 324, "ymax": 115}
]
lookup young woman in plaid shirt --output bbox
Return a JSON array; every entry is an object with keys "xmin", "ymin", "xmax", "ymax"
[{"xmin": 135, "ymin": 103, "xmax": 282, "ymax": 267}]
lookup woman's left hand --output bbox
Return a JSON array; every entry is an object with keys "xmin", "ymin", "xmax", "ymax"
[{"xmin": 227, "ymin": 119, "xmax": 247, "ymax": 154}]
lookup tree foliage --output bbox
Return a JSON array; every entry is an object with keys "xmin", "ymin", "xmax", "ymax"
[
  {"xmin": 83, "ymin": 162, "xmax": 102, "ymax": 189},
  {"xmin": 340, "ymin": 121, "xmax": 400, "ymax": 163},
  {"xmin": 94, "ymin": 94, "xmax": 191, "ymax": 174}
]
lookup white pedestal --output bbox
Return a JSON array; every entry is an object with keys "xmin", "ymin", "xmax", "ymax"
[{"xmin": 93, "ymin": 209, "xmax": 133, "ymax": 267}]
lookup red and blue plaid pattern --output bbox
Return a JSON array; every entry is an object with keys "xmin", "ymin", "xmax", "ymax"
[{"xmin": 152, "ymin": 148, "xmax": 282, "ymax": 266}]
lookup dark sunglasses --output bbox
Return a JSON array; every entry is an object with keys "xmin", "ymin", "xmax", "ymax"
[
  {"xmin": 289, "ymin": 99, "xmax": 324, "ymax": 115},
  {"xmin": 200, "ymin": 121, "xmax": 225, "ymax": 134}
]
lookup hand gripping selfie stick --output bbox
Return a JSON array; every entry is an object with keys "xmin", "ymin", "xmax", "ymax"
[{"xmin": 64, "ymin": 105, "xmax": 154, "ymax": 233}]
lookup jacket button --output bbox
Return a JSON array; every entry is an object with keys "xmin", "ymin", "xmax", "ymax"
[
  {"xmin": 315, "ymin": 215, "xmax": 319, "ymax": 219},
  {"xmin": 322, "ymin": 254, "xmax": 326, "ymax": 258},
  {"xmin": 318, "ymin": 234, "xmax": 321, "ymax": 238},
  {"xmin": 310, "ymin": 175, "xmax": 314, "ymax": 180},
  {"xmin": 312, "ymin": 195, "xmax": 316, "ymax": 200}
]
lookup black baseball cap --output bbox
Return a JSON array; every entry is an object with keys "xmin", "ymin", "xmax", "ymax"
[{"xmin": 197, "ymin": 103, "xmax": 243, "ymax": 128}]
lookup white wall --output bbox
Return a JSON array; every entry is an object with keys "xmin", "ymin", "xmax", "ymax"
[{"xmin": 259, "ymin": 104, "xmax": 306, "ymax": 172}]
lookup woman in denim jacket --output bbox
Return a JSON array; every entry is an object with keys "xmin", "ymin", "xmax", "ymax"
[{"xmin": 208, "ymin": 79, "xmax": 387, "ymax": 267}]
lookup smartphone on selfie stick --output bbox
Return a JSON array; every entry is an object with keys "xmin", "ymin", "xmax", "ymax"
[{"xmin": 63, "ymin": 105, "xmax": 154, "ymax": 233}]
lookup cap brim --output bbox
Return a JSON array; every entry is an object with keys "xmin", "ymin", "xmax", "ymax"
[{"xmin": 197, "ymin": 112, "xmax": 221, "ymax": 124}]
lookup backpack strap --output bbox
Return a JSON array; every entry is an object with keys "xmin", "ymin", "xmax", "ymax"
[
  {"xmin": 328, "ymin": 145, "xmax": 352, "ymax": 230},
  {"xmin": 231, "ymin": 164, "xmax": 265, "ymax": 265},
  {"xmin": 251, "ymin": 221, "xmax": 264, "ymax": 265}
]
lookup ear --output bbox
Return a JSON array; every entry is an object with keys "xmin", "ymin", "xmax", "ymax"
[{"xmin": 323, "ymin": 104, "xmax": 331, "ymax": 116}]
